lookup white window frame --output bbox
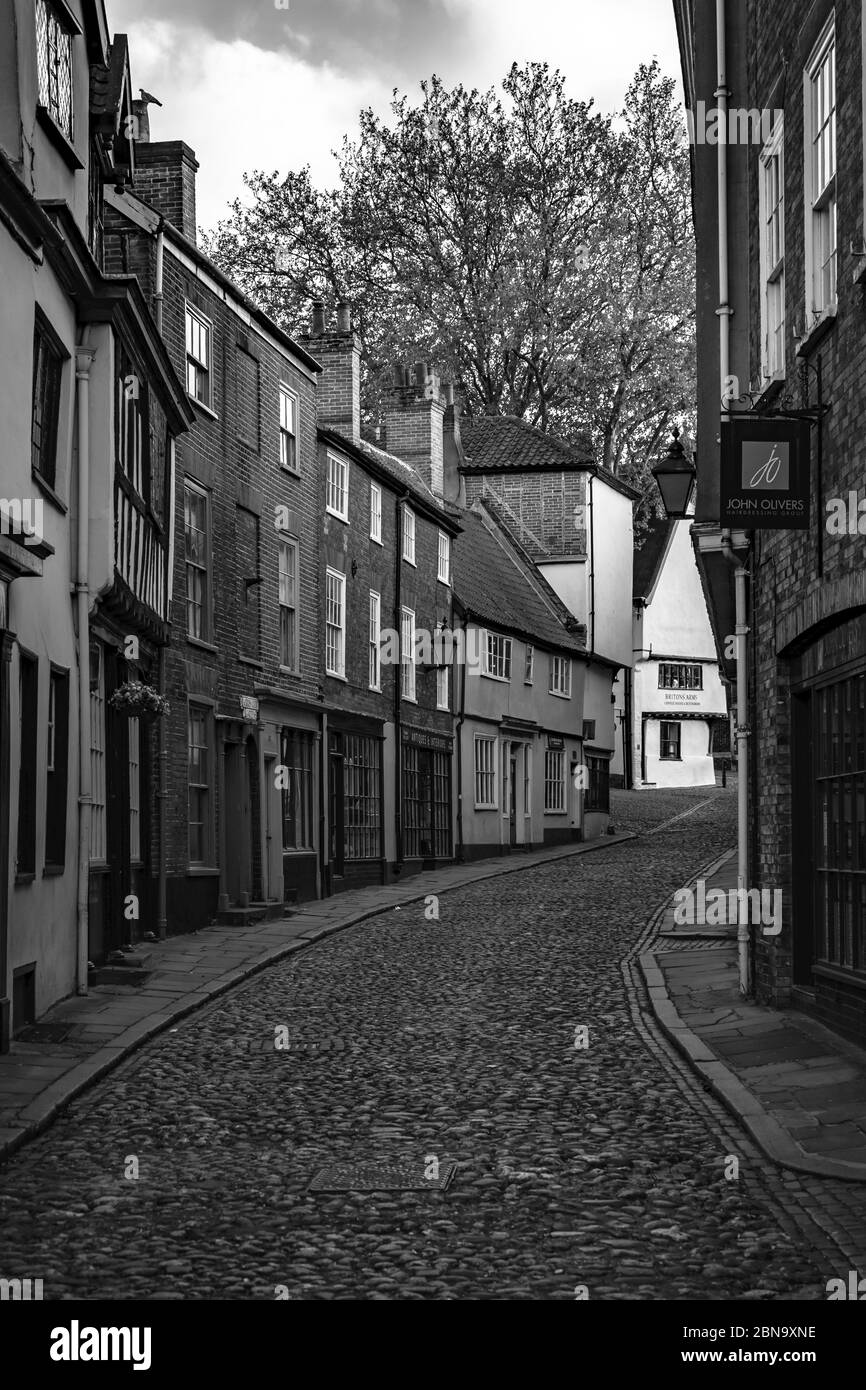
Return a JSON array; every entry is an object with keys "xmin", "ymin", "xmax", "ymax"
[
  {"xmin": 278, "ymin": 536, "xmax": 299, "ymax": 672},
  {"xmin": 549, "ymin": 655, "xmax": 572, "ymax": 699},
  {"xmin": 474, "ymin": 735, "xmax": 498, "ymax": 809},
  {"xmin": 483, "ymin": 630, "xmax": 512, "ymax": 682},
  {"xmin": 326, "ymin": 568, "xmax": 346, "ymax": 678},
  {"xmin": 185, "ymin": 303, "xmax": 212, "ymax": 408},
  {"xmin": 523, "ymin": 745, "xmax": 532, "ymax": 816},
  {"xmin": 437, "ymin": 530, "xmax": 451, "ymax": 584},
  {"xmin": 403, "ymin": 507, "xmax": 416, "ymax": 565},
  {"xmin": 758, "ymin": 119, "xmax": 785, "ymax": 381},
  {"xmin": 89, "ymin": 644, "xmax": 106, "ymax": 864},
  {"xmin": 279, "ymin": 384, "xmax": 299, "ymax": 474},
  {"xmin": 369, "ymin": 591, "xmax": 381, "ymax": 691},
  {"xmin": 804, "ymin": 16, "xmax": 837, "ymax": 322},
  {"xmin": 401, "ymin": 606, "xmax": 416, "ymax": 702},
  {"xmin": 524, "ymin": 644, "xmax": 535, "ymax": 685},
  {"xmin": 544, "ymin": 749, "xmax": 566, "ymax": 813},
  {"xmin": 326, "ymin": 452, "xmax": 349, "ymax": 522},
  {"xmin": 183, "ymin": 479, "xmax": 211, "ymax": 642},
  {"xmin": 370, "ymin": 482, "xmax": 382, "ymax": 544}
]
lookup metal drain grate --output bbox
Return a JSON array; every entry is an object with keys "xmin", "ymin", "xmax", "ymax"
[
  {"xmin": 16, "ymin": 1022, "xmax": 73, "ymax": 1043},
  {"xmin": 309, "ymin": 1160, "xmax": 457, "ymax": 1193}
]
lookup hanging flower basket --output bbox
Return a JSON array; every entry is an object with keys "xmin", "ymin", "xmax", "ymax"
[{"xmin": 109, "ymin": 681, "xmax": 170, "ymax": 722}]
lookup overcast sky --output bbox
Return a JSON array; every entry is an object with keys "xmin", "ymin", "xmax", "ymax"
[{"xmin": 108, "ymin": 0, "xmax": 682, "ymax": 230}]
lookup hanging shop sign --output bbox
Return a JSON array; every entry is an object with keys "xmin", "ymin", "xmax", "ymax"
[{"xmin": 720, "ymin": 417, "xmax": 811, "ymax": 529}]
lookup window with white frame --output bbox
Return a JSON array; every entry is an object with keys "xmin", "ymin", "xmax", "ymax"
[
  {"xmin": 403, "ymin": 507, "xmax": 416, "ymax": 564},
  {"xmin": 437, "ymin": 530, "xmax": 450, "ymax": 584},
  {"xmin": 185, "ymin": 304, "xmax": 212, "ymax": 406},
  {"xmin": 524, "ymin": 746, "xmax": 532, "ymax": 815},
  {"xmin": 805, "ymin": 18, "xmax": 837, "ymax": 319},
  {"xmin": 279, "ymin": 385, "xmax": 298, "ymax": 472},
  {"xmin": 369, "ymin": 591, "xmax": 381, "ymax": 690},
  {"xmin": 184, "ymin": 481, "xmax": 211, "ymax": 641},
  {"xmin": 544, "ymin": 749, "xmax": 566, "ymax": 812},
  {"xmin": 550, "ymin": 654, "xmax": 572, "ymax": 698},
  {"xmin": 370, "ymin": 482, "xmax": 382, "ymax": 543},
  {"xmin": 36, "ymin": 0, "xmax": 73, "ymax": 141},
  {"xmin": 188, "ymin": 704, "xmax": 213, "ymax": 865},
  {"xmin": 524, "ymin": 644, "xmax": 535, "ymax": 684},
  {"xmin": 326, "ymin": 568, "xmax": 346, "ymax": 677},
  {"xmin": 278, "ymin": 537, "xmax": 299, "ymax": 671},
  {"xmin": 759, "ymin": 120, "xmax": 785, "ymax": 379},
  {"xmin": 326, "ymin": 452, "xmax": 349, "ymax": 521},
  {"xmin": 474, "ymin": 736, "xmax": 497, "ymax": 808},
  {"xmin": 401, "ymin": 606, "xmax": 416, "ymax": 701},
  {"xmin": 436, "ymin": 665, "xmax": 449, "ymax": 711},
  {"xmin": 483, "ymin": 631, "xmax": 512, "ymax": 681}
]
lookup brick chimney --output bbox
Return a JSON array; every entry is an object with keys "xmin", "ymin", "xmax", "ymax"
[
  {"xmin": 384, "ymin": 362, "xmax": 445, "ymax": 496},
  {"xmin": 132, "ymin": 140, "xmax": 199, "ymax": 245},
  {"xmin": 301, "ymin": 300, "xmax": 361, "ymax": 444}
]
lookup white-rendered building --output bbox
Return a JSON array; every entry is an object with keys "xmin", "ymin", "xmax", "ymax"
[{"xmin": 632, "ymin": 519, "xmax": 727, "ymax": 788}]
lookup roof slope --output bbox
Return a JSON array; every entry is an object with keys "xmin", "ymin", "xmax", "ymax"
[
  {"xmin": 453, "ymin": 503, "xmax": 586, "ymax": 654},
  {"xmin": 321, "ymin": 428, "xmax": 461, "ymax": 523},
  {"xmin": 633, "ymin": 518, "xmax": 676, "ymax": 601},
  {"xmin": 461, "ymin": 415, "xmax": 593, "ymax": 471}
]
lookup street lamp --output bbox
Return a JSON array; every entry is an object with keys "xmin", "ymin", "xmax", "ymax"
[{"xmin": 652, "ymin": 428, "xmax": 696, "ymax": 518}]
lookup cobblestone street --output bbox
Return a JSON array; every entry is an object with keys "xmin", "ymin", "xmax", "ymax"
[{"xmin": 2, "ymin": 785, "xmax": 864, "ymax": 1301}]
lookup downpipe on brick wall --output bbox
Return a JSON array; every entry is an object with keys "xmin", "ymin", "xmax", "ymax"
[
  {"xmin": 75, "ymin": 337, "xmax": 96, "ymax": 995},
  {"xmin": 716, "ymin": 0, "xmax": 750, "ymax": 997}
]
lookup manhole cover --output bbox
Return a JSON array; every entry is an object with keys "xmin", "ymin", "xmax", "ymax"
[
  {"xmin": 16, "ymin": 1023, "xmax": 72, "ymax": 1043},
  {"xmin": 309, "ymin": 1161, "xmax": 457, "ymax": 1193}
]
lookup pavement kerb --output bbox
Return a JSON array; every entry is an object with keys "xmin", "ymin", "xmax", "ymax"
[
  {"xmin": 0, "ymin": 829, "xmax": 637, "ymax": 1165},
  {"xmin": 638, "ymin": 947, "xmax": 866, "ymax": 1184}
]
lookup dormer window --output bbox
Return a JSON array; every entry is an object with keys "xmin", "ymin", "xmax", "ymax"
[{"xmin": 36, "ymin": 1, "xmax": 74, "ymax": 143}]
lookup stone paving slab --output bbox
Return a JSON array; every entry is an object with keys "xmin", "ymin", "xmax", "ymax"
[
  {"xmin": 641, "ymin": 854, "xmax": 866, "ymax": 1182},
  {"xmin": 0, "ymin": 832, "xmax": 634, "ymax": 1163}
]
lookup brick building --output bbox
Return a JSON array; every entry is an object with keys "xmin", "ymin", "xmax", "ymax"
[
  {"xmin": 105, "ymin": 137, "xmax": 323, "ymax": 929},
  {"xmin": 300, "ymin": 313, "xmax": 461, "ymax": 890},
  {"xmin": 675, "ymin": 0, "xmax": 866, "ymax": 1043}
]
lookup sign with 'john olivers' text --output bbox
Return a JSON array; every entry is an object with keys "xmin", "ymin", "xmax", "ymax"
[{"xmin": 720, "ymin": 417, "xmax": 811, "ymax": 529}]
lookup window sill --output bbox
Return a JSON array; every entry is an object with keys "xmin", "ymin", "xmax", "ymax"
[
  {"xmin": 280, "ymin": 465, "xmax": 301, "ymax": 478},
  {"xmin": 32, "ymin": 470, "xmax": 68, "ymax": 513},
  {"xmin": 36, "ymin": 106, "xmax": 83, "ymax": 169},
  {"xmin": 401, "ymin": 695, "xmax": 418, "ymax": 704},
  {"xmin": 549, "ymin": 691, "xmax": 572, "ymax": 701},
  {"xmin": 186, "ymin": 866, "xmax": 219, "ymax": 877},
  {"xmin": 796, "ymin": 307, "xmax": 837, "ymax": 357},
  {"xmin": 481, "ymin": 673, "xmax": 511, "ymax": 684},
  {"xmin": 326, "ymin": 508, "xmax": 349, "ymax": 524},
  {"xmin": 14, "ymin": 872, "xmax": 35, "ymax": 887},
  {"xmin": 238, "ymin": 656, "xmax": 264, "ymax": 670},
  {"xmin": 279, "ymin": 665, "xmax": 301, "ymax": 678},
  {"xmin": 438, "ymin": 577, "xmax": 451, "ymax": 587},
  {"xmin": 187, "ymin": 636, "xmax": 219, "ymax": 654},
  {"xmin": 43, "ymin": 864, "xmax": 66, "ymax": 877},
  {"xmin": 403, "ymin": 556, "xmax": 417, "ymax": 567},
  {"xmin": 371, "ymin": 535, "xmax": 384, "ymax": 546},
  {"xmin": 327, "ymin": 671, "xmax": 347, "ymax": 682},
  {"xmin": 188, "ymin": 395, "xmax": 219, "ymax": 422},
  {"xmin": 474, "ymin": 804, "xmax": 497, "ymax": 812}
]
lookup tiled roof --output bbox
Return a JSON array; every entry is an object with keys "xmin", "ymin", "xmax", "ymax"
[
  {"xmin": 90, "ymin": 34, "xmax": 128, "ymax": 124},
  {"xmin": 633, "ymin": 518, "xmax": 675, "ymax": 601},
  {"xmin": 453, "ymin": 504, "xmax": 586, "ymax": 654},
  {"xmin": 461, "ymin": 415, "xmax": 594, "ymax": 471}
]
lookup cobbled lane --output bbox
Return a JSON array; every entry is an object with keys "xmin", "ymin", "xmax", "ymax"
[{"xmin": 1, "ymin": 786, "xmax": 860, "ymax": 1300}]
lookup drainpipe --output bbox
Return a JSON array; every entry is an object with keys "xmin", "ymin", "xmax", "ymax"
[
  {"xmin": 716, "ymin": 0, "xmax": 750, "ymax": 996},
  {"xmin": 75, "ymin": 341, "xmax": 96, "ymax": 994},
  {"xmin": 154, "ymin": 219, "xmax": 169, "ymax": 939}
]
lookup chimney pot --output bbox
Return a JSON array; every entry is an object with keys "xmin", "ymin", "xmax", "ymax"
[
  {"xmin": 336, "ymin": 300, "xmax": 351, "ymax": 333},
  {"xmin": 311, "ymin": 300, "xmax": 326, "ymax": 334}
]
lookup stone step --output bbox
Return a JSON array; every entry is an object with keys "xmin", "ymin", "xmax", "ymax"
[{"xmin": 213, "ymin": 901, "xmax": 295, "ymax": 927}]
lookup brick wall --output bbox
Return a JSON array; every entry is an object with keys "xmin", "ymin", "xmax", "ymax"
[
  {"xmin": 746, "ymin": 0, "xmax": 866, "ymax": 1034},
  {"xmin": 463, "ymin": 471, "xmax": 588, "ymax": 558}
]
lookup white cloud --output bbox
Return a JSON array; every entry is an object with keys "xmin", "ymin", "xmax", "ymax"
[{"xmin": 112, "ymin": 1, "xmax": 682, "ymax": 231}]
